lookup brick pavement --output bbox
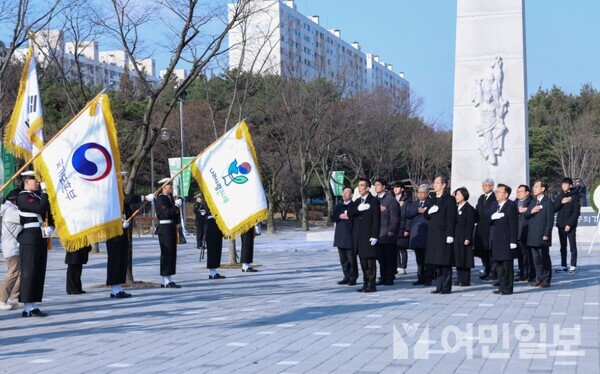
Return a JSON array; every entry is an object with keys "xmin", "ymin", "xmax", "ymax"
[{"xmin": 0, "ymin": 227, "xmax": 598, "ymax": 373}]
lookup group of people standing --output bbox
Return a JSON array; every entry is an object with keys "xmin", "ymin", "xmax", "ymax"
[
  {"xmin": 0, "ymin": 173, "xmax": 260, "ymax": 318},
  {"xmin": 332, "ymin": 175, "xmax": 582, "ymax": 295}
]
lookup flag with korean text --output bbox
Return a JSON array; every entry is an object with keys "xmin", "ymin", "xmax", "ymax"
[
  {"xmin": 191, "ymin": 122, "xmax": 267, "ymax": 238},
  {"xmin": 34, "ymin": 94, "xmax": 124, "ymax": 251},
  {"xmin": 3, "ymin": 42, "xmax": 44, "ymax": 160}
]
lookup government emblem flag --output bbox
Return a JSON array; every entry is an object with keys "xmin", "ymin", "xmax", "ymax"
[
  {"xmin": 34, "ymin": 94, "xmax": 124, "ymax": 251},
  {"xmin": 3, "ymin": 42, "xmax": 44, "ymax": 160},
  {"xmin": 191, "ymin": 122, "xmax": 268, "ymax": 238}
]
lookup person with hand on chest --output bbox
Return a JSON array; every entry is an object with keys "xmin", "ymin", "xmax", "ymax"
[
  {"xmin": 524, "ymin": 180, "xmax": 554, "ymax": 288},
  {"xmin": 347, "ymin": 178, "xmax": 380, "ymax": 293},
  {"xmin": 489, "ymin": 184, "xmax": 518, "ymax": 295}
]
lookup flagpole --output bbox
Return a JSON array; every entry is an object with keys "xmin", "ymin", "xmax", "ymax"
[
  {"xmin": 125, "ymin": 120, "xmax": 247, "ymax": 223},
  {"xmin": 0, "ymin": 90, "xmax": 106, "ymax": 194}
]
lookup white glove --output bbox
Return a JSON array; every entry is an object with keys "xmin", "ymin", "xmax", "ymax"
[
  {"xmin": 144, "ymin": 193, "xmax": 155, "ymax": 202},
  {"xmin": 358, "ymin": 203, "xmax": 370, "ymax": 212},
  {"xmin": 199, "ymin": 209, "xmax": 206, "ymax": 216},
  {"xmin": 43, "ymin": 226, "xmax": 54, "ymax": 236},
  {"xmin": 175, "ymin": 198, "xmax": 183, "ymax": 207},
  {"xmin": 40, "ymin": 181, "xmax": 47, "ymax": 190},
  {"xmin": 491, "ymin": 212, "xmax": 504, "ymax": 220},
  {"xmin": 446, "ymin": 236, "xmax": 454, "ymax": 244},
  {"xmin": 122, "ymin": 221, "xmax": 130, "ymax": 229},
  {"xmin": 369, "ymin": 238, "xmax": 378, "ymax": 246},
  {"xmin": 510, "ymin": 243, "xmax": 517, "ymax": 249},
  {"xmin": 428, "ymin": 205, "xmax": 439, "ymax": 214}
]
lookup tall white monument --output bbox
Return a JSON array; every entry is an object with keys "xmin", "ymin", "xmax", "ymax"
[{"xmin": 451, "ymin": 0, "xmax": 528, "ymax": 201}]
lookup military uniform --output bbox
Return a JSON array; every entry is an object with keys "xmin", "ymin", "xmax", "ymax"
[
  {"xmin": 193, "ymin": 198, "xmax": 207, "ymax": 248},
  {"xmin": 65, "ymin": 245, "xmax": 91, "ymax": 294},
  {"xmin": 205, "ymin": 206, "xmax": 225, "ymax": 278},
  {"xmin": 155, "ymin": 192, "xmax": 179, "ymax": 278},
  {"xmin": 17, "ymin": 188, "xmax": 50, "ymax": 304}
]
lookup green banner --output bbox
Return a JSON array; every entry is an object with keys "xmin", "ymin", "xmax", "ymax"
[
  {"xmin": 168, "ymin": 157, "xmax": 195, "ymax": 197},
  {"xmin": 1, "ymin": 144, "xmax": 16, "ymax": 198},
  {"xmin": 330, "ymin": 171, "xmax": 345, "ymax": 196}
]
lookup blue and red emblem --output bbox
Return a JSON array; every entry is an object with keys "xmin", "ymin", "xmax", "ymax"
[
  {"xmin": 222, "ymin": 160, "xmax": 251, "ymax": 186},
  {"xmin": 71, "ymin": 142, "xmax": 113, "ymax": 181}
]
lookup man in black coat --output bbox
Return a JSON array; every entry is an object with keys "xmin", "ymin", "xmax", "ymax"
[
  {"xmin": 424, "ymin": 176, "xmax": 457, "ymax": 294},
  {"xmin": 347, "ymin": 178, "xmax": 381, "ymax": 293},
  {"xmin": 374, "ymin": 178, "xmax": 400, "ymax": 286},
  {"xmin": 474, "ymin": 178, "xmax": 497, "ymax": 280},
  {"xmin": 553, "ymin": 177, "xmax": 581, "ymax": 273},
  {"xmin": 17, "ymin": 171, "xmax": 52, "ymax": 317},
  {"xmin": 392, "ymin": 181, "xmax": 411, "ymax": 275},
  {"xmin": 514, "ymin": 184, "xmax": 534, "ymax": 282},
  {"xmin": 489, "ymin": 184, "xmax": 518, "ymax": 295},
  {"xmin": 331, "ymin": 187, "xmax": 357, "ymax": 285},
  {"xmin": 155, "ymin": 178, "xmax": 183, "ymax": 288},
  {"xmin": 524, "ymin": 180, "xmax": 554, "ymax": 288},
  {"xmin": 406, "ymin": 184, "xmax": 433, "ymax": 286}
]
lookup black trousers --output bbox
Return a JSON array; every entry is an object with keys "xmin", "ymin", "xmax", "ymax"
[
  {"xmin": 66, "ymin": 264, "xmax": 83, "ymax": 294},
  {"xmin": 106, "ymin": 233, "xmax": 129, "ymax": 286},
  {"xmin": 359, "ymin": 256, "xmax": 377, "ymax": 290},
  {"xmin": 195, "ymin": 219, "xmax": 205, "ymax": 248},
  {"xmin": 414, "ymin": 249, "xmax": 433, "ymax": 283},
  {"xmin": 518, "ymin": 240, "xmax": 535, "ymax": 281},
  {"xmin": 495, "ymin": 260, "xmax": 514, "ymax": 293},
  {"xmin": 531, "ymin": 246, "xmax": 552, "ymax": 283},
  {"xmin": 206, "ymin": 219, "xmax": 223, "ymax": 269},
  {"xmin": 240, "ymin": 229, "xmax": 254, "ymax": 264},
  {"xmin": 158, "ymin": 234, "xmax": 177, "ymax": 276},
  {"xmin": 455, "ymin": 268, "xmax": 471, "ymax": 285},
  {"xmin": 376, "ymin": 243, "xmax": 397, "ymax": 282},
  {"xmin": 434, "ymin": 265, "xmax": 452, "ymax": 292},
  {"xmin": 397, "ymin": 247, "xmax": 408, "ymax": 269},
  {"xmin": 19, "ymin": 243, "xmax": 48, "ymax": 303},
  {"xmin": 338, "ymin": 248, "xmax": 358, "ymax": 281},
  {"xmin": 558, "ymin": 228, "xmax": 577, "ymax": 267}
]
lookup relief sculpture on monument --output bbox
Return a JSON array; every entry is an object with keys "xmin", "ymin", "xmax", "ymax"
[{"xmin": 471, "ymin": 56, "xmax": 509, "ymax": 165}]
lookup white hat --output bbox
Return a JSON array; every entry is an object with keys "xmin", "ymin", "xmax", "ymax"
[
  {"xmin": 21, "ymin": 170, "xmax": 36, "ymax": 179},
  {"xmin": 194, "ymin": 193, "xmax": 202, "ymax": 199},
  {"xmin": 157, "ymin": 177, "xmax": 171, "ymax": 185}
]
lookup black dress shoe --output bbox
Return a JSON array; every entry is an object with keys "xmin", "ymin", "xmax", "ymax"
[
  {"xmin": 68, "ymin": 290, "xmax": 86, "ymax": 295},
  {"xmin": 493, "ymin": 281, "xmax": 500, "ymax": 287},
  {"xmin": 501, "ymin": 291, "xmax": 513, "ymax": 295},
  {"xmin": 431, "ymin": 290, "xmax": 441, "ymax": 294},
  {"xmin": 493, "ymin": 290, "xmax": 502, "ymax": 294},
  {"xmin": 242, "ymin": 267, "xmax": 258, "ymax": 273},
  {"xmin": 348, "ymin": 280, "xmax": 357, "ymax": 286},
  {"xmin": 356, "ymin": 287, "xmax": 366, "ymax": 293},
  {"xmin": 208, "ymin": 274, "xmax": 226, "ymax": 280},
  {"xmin": 376, "ymin": 280, "xmax": 386, "ymax": 286},
  {"xmin": 363, "ymin": 288, "xmax": 377, "ymax": 293},
  {"xmin": 22, "ymin": 308, "xmax": 48, "ymax": 317},
  {"xmin": 440, "ymin": 290, "xmax": 452, "ymax": 294},
  {"xmin": 412, "ymin": 280, "xmax": 425, "ymax": 286},
  {"xmin": 110, "ymin": 291, "xmax": 132, "ymax": 299},
  {"xmin": 479, "ymin": 274, "xmax": 489, "ymax": 280},
  {"xmin": 337, "ymin": 279, "xmax": 350, "ymax": 285},
  {"xmin": 384, "ymin": 280, "xmax": 394, "ymax": 286},
  {"xmin": 161, "ymin": 282, "xmax": 182, "ymax": 288},
  {"xmin": 423, "ymin": 282, "xmax": 433, "ymax": 286}
]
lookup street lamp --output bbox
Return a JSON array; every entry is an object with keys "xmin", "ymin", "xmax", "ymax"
[
  {"xmin": 178, "ymin": 91, "xmax": 189, "ymax": 236},
  {"xmin": 150, "ymin": 127, "xmax": 171, "ymax": 235}
]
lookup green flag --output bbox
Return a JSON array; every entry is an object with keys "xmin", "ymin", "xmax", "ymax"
[{"xmin": 1, "ymin": 144, "xmax": 16, "ymax": 198}]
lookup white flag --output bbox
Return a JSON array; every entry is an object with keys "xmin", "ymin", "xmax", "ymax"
[
  {"xmin": 191, "ymin": 122, "xmax": 268, "ymax": 238},
  {"xmin": 34, "ymin": 94, "xmax": 124, "ymax": 251},
  {"xmin": 3, "ymin": 44, "xmax": 44, "ymax": 160}
]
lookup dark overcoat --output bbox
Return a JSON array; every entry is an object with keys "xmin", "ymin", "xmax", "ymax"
[
  {"xmin": 424, "ymin": 192, "xmax": 457, "ymax": 265},
  {"xmin": 489, "ymin": 200, "xmax": 519, "ymax": 261},
  {"xmin": 347, "ymin": 194, "xmax": 381, "ymax": 258},
  {"xmin": 453, "ymin": 202, "xmax": 476, "ymax": 268}
]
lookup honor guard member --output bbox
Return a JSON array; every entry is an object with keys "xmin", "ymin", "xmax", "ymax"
[
  {"xmin": 155, "ymin": 178, "xmax": 183, "ymax": 288},
  {"xmin": 240, "ymin": 225, "xmax": 260, "ymax": 273},
  {"xmin": 204, "ymin": 204, "xmax": 226, "ymax": 279},
  {"xmin": 106, "ymin": 192, "xmax": 154, "ymax": 298},
  {"xmin": 17, "ymin": 171, "xmax": 53, "ymax": 317},
  {"xmin": 193, "ymin": 193, "xmax": 207, "ymax": 249},
  {"xmin": 65, "ymin": 245, "xmax": 92, "ymax": 295}
]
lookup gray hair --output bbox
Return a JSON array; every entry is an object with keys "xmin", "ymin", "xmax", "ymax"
[
  {"xmin": 482, "ymin": 178, "xmax": 495, "ymax": 185},
  {"xmin": 417, "ymin": 184, "xmax": 430, "ymax": 192}
]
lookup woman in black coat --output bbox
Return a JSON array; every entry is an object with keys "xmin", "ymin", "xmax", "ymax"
[
  {"xmin": 424, "ymin": 176, "xmax": 457, "ymax": 294},
  {"xmin": 452, "ymin": 187, "xmax": 476, "ymax": 286}
]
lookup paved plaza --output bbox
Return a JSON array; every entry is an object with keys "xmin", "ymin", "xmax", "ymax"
[{"xmin": 0, "ymin": 227, "xmax": 598, "ymax": 373}]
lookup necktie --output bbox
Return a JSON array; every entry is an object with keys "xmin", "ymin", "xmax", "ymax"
[
  {"xmin": 420, "ymin": 201, "xmax": 424, "ymax": 207},
  {"xmin": 361, "ymin": 198, "xmax": 365, "ymax": 204}
]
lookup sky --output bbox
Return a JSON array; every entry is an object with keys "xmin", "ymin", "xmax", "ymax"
[{"xmin": 289, "ymin": 0, "xmax": 600, "ymax": 127}]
